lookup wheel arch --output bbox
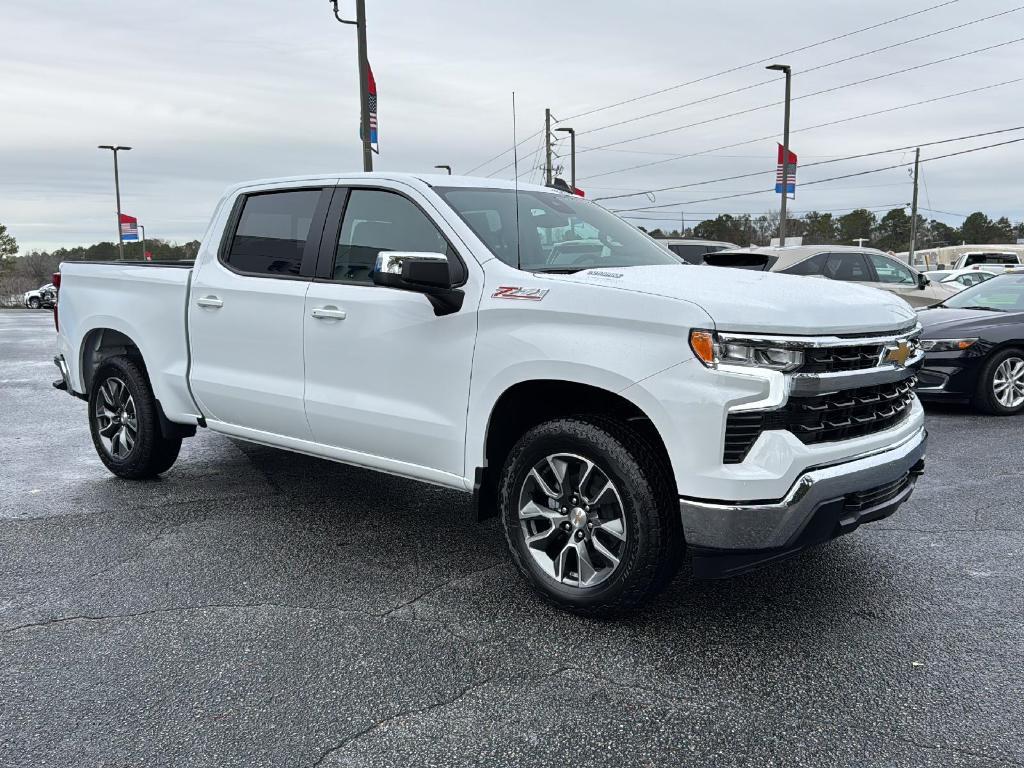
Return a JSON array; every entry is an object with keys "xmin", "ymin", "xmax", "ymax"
[
  {"xmin": 80, "ymin": 326, "xmax": 148, "ymax": 395},
  {"xmin": 473, "ymin": 378, "xmax": 676, "ymax": 520}
]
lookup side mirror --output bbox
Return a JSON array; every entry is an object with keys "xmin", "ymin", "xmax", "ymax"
[
  {"xmin": 917, "ymin": 272, "xmax": 928, "ymax": 289},
  {"xmin": 372, "ymin": 251, "xmax": 464, "ymax": 315}
]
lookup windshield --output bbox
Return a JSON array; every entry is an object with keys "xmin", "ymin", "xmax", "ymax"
[
  {"xmin": 435, "ymin": 186, "xmax": 682, "ymax": 272},
  {"xmin": 943, "ymin": 274, "xmax": 1024, "ymax": 311}
]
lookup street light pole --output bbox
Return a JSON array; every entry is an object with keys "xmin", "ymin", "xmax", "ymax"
[
  {"xmin": 330, "ymin": 0, "xmax": 373, "ymax": 171},
  {"xmin": 555, "ymin": 127, "xmax": 576, "ymax": 192},
  {"xmin": 98, "ymin": 145, "xmax": 131, "ymax": 260},
  {"xmin": 766, "ymin": 64, "xmax": 791, "ymax": 247},
  {"xmin": 434, "ymin": 165, "xmax": 452, "ymax": 175}
]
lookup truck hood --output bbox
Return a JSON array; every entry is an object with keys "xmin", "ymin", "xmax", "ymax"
[{"xmin": 554, "ymin": 265, "xmax": 917, "ymax": 335}]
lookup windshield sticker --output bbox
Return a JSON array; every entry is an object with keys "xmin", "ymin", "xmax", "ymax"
[{"xmin": 492, "ymin": 286, "xmax": 550, "ymax": 301}]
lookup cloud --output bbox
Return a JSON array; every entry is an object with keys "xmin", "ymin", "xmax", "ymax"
[{"xmin": 3, "ymin": 0, "xmax": 1022, "ymax": 251}]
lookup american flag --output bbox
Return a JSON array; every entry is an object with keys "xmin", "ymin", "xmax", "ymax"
[
  {"xmin": 366, "ymin": 63, "xmax": 378, "ymax": 149},
  {"xmin": 775, "ymin": 144, "xmax": 797, "ymax": 196},
  {"xmin": 119, "ymin": 213, "xmax": 139, "ymax": 242}
]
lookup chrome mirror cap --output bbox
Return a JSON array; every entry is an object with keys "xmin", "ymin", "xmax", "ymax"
[{"xmin": 374, "ymin": 251, "xmax": 448, "ymax": 276}]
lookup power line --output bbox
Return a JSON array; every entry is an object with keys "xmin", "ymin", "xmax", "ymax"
[
  {"xmin": 464, "ymin": 127, "xmax": 543, "ymax": 176},
  {"xmin": 593, "ymin": 126, "xmax": 1024, "ymax": 202},
  {"xmin": 579, "ymin": 76, "xmax": 1024, "ymax": 181},
  {"xmin": 560, "ymin": 0, "xmax": 963, "ymax": 123},
  {"xmin": 575, "ymin": 37, "xmax": 1024, "ymax": 156},
  {"xmin": 574, "ymin": 7, "xmax": 1022, "ymax": 139},
  {"xmin": 608, "ymin": 136, "xmax": 1024, "ymax": 213},
  {"xmin": 619, "ymin": 204, "xmax": 909, "ymax": 221}
]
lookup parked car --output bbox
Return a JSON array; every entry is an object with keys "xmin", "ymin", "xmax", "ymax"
[
  {"xmin": 936, "ymin": 268, "xmax": 998, "ymax": 291},
  {"xmin": 656, "ymin": 238, "xmax": 739, "ymax": 264},
  {"xmin": 53, "ymin": 173, "xmax": 927, "ymax": 614},
  {"xmin": 24, "ymin": 283, "xmax": 57, "ymax": 309},
  {"xmin": 949, "ymin": 251, "xmax": 1023, "ymax": 271},
  {"xmin": 916, "ymin": 272, "xmax": 1024, "ymax": 414},
  {"xmin": 705, "ymin": 245, "xmax": 959, "ymax": 307}
]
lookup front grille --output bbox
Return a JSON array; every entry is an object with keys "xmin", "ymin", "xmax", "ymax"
[
  {"xmin": 723, "ymin": 376, "xmax": 917, "ymax": 463},
  {"xmin": 799, "ymin": 344, "xmax": 883, "ymax": 373},
  {"xmin": 844, "ymin": 472, "xmax": 912, "ymax": 512}
]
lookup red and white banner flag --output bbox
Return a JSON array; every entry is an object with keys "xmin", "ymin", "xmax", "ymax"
[{"xmin": 775, "ymin": 144, "xmax": 797, "ymax": 197}]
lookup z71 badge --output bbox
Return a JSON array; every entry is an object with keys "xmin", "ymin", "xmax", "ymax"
[{"xmin": 492, "ymin": 286, "xmax": 550, "ymax": 301}]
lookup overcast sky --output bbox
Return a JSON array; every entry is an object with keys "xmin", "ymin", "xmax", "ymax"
[{"xmin": 3, "ymin": 0, "xmax": 1023, "ymax": 252}]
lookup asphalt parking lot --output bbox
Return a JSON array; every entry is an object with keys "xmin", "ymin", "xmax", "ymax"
[{"xmin": 1, "ymin": 308, "xmax": 1022, "ymax": 767}]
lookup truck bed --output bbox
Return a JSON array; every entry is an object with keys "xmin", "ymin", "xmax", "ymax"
[{"xmin": 56, "ymin": 260, "xmax": 200, "ymax": 423}]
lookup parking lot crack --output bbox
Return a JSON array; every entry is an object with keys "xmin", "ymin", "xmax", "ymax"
[
  {"xmin": 310, "ymin": 666, "xmax": 571, "ymax": 767},
  {"xmin": 379, "ymin": 560, "xmax": 505, "ymax": 619}
]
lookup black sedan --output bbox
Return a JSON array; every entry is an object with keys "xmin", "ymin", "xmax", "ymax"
[{"xmin": 916, "ymin": 273, "xmax": 1024, "ymax": 414}]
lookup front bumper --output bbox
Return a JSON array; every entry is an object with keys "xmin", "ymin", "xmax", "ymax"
[{"xmin": 681, "ymin": 426, "xmax": 927, "ymax": 578}]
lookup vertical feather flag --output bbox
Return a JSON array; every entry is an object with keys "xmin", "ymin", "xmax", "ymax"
[{"xmin": 775, "ymin": 144, "xmax": 797, "ymax": 197}]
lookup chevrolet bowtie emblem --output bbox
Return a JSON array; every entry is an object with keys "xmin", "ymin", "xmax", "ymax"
[{"xmin": 883, "ymin": 341, "xmax": 911, "ymax": 367}]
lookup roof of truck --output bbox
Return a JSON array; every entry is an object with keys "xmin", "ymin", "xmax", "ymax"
[{"xmin": 227, "ymin": 172, "xmax": 556, "ymax": 195}]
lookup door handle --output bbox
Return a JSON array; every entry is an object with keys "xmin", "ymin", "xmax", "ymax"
[
  {"xmin": 311, "ymin": 306, "xmax": 347, "ymax": 320},
  {"xmin": 196, "ymin": 296, "xmax": 223, "ymax": 309}
]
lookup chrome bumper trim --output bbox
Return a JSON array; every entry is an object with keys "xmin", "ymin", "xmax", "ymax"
[{"xmin": 680, "ymin": 427, "xmax": 927, "ymax": 550}]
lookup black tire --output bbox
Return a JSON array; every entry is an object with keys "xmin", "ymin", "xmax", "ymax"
[
  {"xmin": 500, "ymin": 416, "xmax": 682, "ymax": 616},
  {"xmin": 88, "ymin": 355, "xmax": 182, "ymax": 479},
  {"xmin": 28, "ymin": 297, "xmax": 40, "ymax": 309},
  {"xmin": 972, "ymin": 347, "xmax": 1024, "ymax": 415}
]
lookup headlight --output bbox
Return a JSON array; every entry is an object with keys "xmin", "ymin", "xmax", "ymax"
[
  {"xmin": 920, "ymin": 338, "xmax": 977, "ymax": 352},
  {"xmin": 689, "ymin": 330, "xmax": 803, "ymax": 372}
]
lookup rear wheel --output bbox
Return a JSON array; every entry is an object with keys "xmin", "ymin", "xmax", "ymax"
[
  {"xmin": 28, "ymin": 297, "xmax": 40, "ymax": 309},
  {"xmin": 88, "ymin": 356, "xmax": 182, "ymax": 478},
  {"xmin": 973, "ymin": 348, "xmax": 1024, "ymax": 415},
  {"xmin": 500, "ymin": 417, "xmax": 681, "ymax": 616}
]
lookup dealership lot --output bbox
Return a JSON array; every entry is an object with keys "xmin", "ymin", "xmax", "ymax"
[{"xmin": 1, "ymin": 309, "xmax": 1022, "ymax": 766}]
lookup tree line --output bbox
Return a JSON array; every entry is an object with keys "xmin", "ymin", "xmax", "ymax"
[
  {"xmin": 0, "ymin": 226, "xmax": 199, "ymax": 304},
  {"xmin": 640, "ymin": 208, "xmax": 1024, "ymax": 250}
]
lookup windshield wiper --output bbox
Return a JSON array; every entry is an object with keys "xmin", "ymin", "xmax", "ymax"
[
  {"xmin": 958, "ymin": 305, "xmax": 1004, "ymax": 312},
  {"xmin": 530, "ymin": 267, "xmax": 588, "ymax": 274}
]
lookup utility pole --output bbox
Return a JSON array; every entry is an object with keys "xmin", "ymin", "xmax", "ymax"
[
  {"xmin": 766, "ymin": 64, "xmax": 792, "ymax": 246},
  {"xmin": 98, "ymin": 145, "xmax": 131, "ymax": 260},
  {"xmin": 330, "ymin": 0, "xmax": 373, "ymax": 171},
  {"xmin": 908, "ymin": 147, "xmax": 921, "ymax": 266},
  {"xmin": 544, "ymin": 108, "xmax": 553, "ymax": 186},
  {"xmin": 555, "ymin": 126, "xmax": 575, "ymax": 191},
  {"xmin": 139, "ymin": 224, "xmax": 146, "ymax": 261}
]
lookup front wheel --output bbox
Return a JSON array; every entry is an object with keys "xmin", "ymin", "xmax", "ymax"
[
  {"xmin": 27, "ymin": 297, "xmax": 40, "ymax": 309},
  {"xmin": 499, "ymin": 417, "xmax": 681, "ymax": 616},
  {"xmin": 88, "ymin": 355, "xmax": 182, "ymax": 479},
  {"xmin": 973, "ymin": 348, "xmax": 1024, "ymax": 415}
]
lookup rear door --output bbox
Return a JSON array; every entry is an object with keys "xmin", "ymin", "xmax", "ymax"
[
  {"xmin": 188, "ymin": 185, "xmax": 332, "ymax": 438},
  {"xmin": 301, "ymin": 183, "xmax": 479, "ymax": 481}
]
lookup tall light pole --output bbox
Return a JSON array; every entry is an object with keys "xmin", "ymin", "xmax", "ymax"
[
  {"xmin": 766, "ymin": 64, "xmax": 791, "ymax": 246},
  {"xmin": 330, "ymin": 0, "xmax": 373, "ymax": 171},
  {"xmin": 98, "ymin": 145, "xmax": 131, "ymax": 260},
  {"xmin": 434, "ymin": 165, "xmax": 452, "ymax": 175},
  {"xmin": 555, "ymin": 127, "xmax": 576, "ymax": 192}
]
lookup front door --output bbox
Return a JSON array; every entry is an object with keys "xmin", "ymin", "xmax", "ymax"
[
  {"xmin": 302, "ymin": 185, "xmax": 478, "ymax": 482},
  {"xmin": 189, "ymin": 186, "xmax": 331, "ymax": 439}
]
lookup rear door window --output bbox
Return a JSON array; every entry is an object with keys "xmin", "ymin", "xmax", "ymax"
[
  {"xmin": 226, "ymin": 190, "xmax": 322, "ymax": 276},
  {"xmin": 822, "ymin": 253, "xmax": 871, "ymax": 281}
]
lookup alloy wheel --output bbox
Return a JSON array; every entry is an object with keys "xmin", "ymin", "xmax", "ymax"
[
  {"xmin": 94, "ymin": 377, "xmax": 138, "ymax": 459},
  {"xmin": 518, "ymin": 453, "xmax": 627, "ymax": 588},
  {"xmin": 993, "ymin": 357, "xmax": 1024, "ymax": 409}
]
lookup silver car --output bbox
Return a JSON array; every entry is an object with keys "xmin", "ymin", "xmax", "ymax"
[{"xmin": 705, "ymin": 245, "xmax": 959, "ymax": 308}]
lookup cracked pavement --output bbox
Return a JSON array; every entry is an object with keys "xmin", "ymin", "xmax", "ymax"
[{"xmin": 1, "ymin": 309, "xmax": 1022, "ymax": 767}]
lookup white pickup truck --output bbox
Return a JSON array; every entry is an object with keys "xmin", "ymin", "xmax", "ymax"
[{"xmin": 53, "ymin": 173, "xmax": 927, "ymax": 614}]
